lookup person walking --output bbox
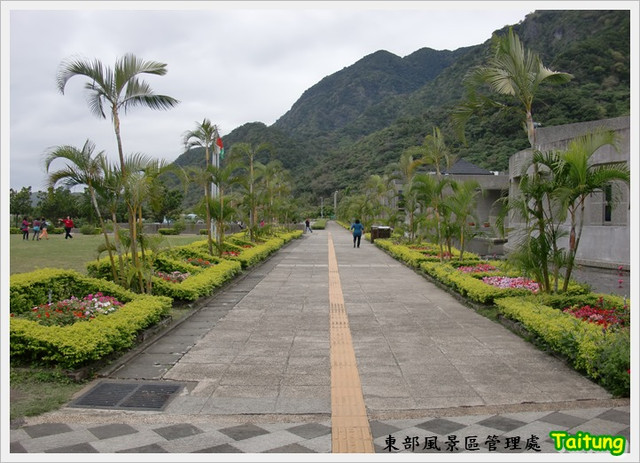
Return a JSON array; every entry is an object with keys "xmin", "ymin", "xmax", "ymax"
[
  {"xmin": 350, "ymin": 219, "xmax": 364, "ymax": 248},
  {"xmin": 21, "ymin": 217, "xmax": 30, "ymax": 240},
  {"xmin": 39, "ymin": 218, "xmax": 50, "ymax": 240},
  {"xmin": 60, "ymin": 216, "xmax": 74, "ymax": 239},
  {"xmin": 32, "ymin": 218, "xmax": 41, "ymax": 241},
  {"xmin": 305, "ymin": 218, "xmax": 313, "ymax": 233}
]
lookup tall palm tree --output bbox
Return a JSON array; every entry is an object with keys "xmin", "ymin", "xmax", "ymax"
[
  {"xmin": 453, "ymin": 28, "xmax": 573, "ymax": 148},
  {"xmin": 44, "ymin": 140, "xmax": 117, "ymax": 281},
  {"xmin": 453, "ymin": 28, "xmax": 573, "ymax": 291},
  {"xmin": 182, "ymin": 118, "xmax": 220, "ymax": 254},
  {"xmin": 56, "ymin": 54, "xmax": 179, "ymax": 176}
]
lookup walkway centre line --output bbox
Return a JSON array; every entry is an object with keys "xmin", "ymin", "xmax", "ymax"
[{"xmin": 327, "ymin": 232, "xmax": 374, "ymax": 453}]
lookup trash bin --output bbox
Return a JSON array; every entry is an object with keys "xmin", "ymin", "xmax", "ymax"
[
  {"xmin": 370, "ymin": 226, "xmax": 379, "ymax": 243},
  {"xmin": 378, "ymin": 226, "xmax": 391, "ymax": 239}
]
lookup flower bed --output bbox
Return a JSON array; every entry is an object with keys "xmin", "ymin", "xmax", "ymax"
[
  {"xmin": 562, "ymin": 296, "xmax": 629, "ymax": 330},
  {"xmin": 155, "ymin": 270, "xmax": 190, "ymax": 283},
  {"xmin": 186, "ymin": 257, "xmax": 215, "ymax": 268},
  {"xmin": 18, "ymin": 292, "xmax": 123, "ymax": 327},
  {"xmin": 10, "ymin": 268, "xmax": 172, "ymax": 369},
  {"xmin": 482, "ymin": 276, "xmax": 540, "ymax": 293},
  {"xmin": 457, "ymin": 263, "xmax": 497, "ymax": 273}
]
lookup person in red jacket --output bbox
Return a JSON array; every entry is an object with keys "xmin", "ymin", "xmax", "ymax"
[{"xmin": 59, "ymin": 216, "xmax": 74, "ymax": 239}]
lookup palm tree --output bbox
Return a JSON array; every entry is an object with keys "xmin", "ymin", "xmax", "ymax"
[
  {"xmin": 406, "ymin": 127, "xmax": 455, "ymax": 256},
  {"xmin": 56, "ymin": 54, "xmax": 179, "ymax": 176},
  {"xmin": 453, "ymin": 28, "xmax": 573, "ymax": 291},
  {"xmin": 230, "ymin": 142, "xmax": 271, "ymax": 242},
  {"xmin": 182, "ymin": 118, "xmax": 220, "ymax": 255},
  {"xmin": 206, "ymin": 161, "xmax": 243, "ymax": 255},
  {"xmin": 44, "ymin": 140, "xmax": 118, "ymax": 282},
  {"xmin": 262, "ymin": 160, "xmax": 291, "ymax": 225},
  {"xmin": 389, "ymin": 151, "xmax": 424, "ymax": 241},
  {"xmin": 410, "ymin": 173, "xmax": 451, "ymax": 261},
  {"xmin": 407, "ymin": 127, "xmax": 456, "ymax": 177},
  {"xmin": 547, "ymin": 130, "xmax": 629, "ymax": 291},
  {"xmin": 447, "ymin": 179, "xmax": 482, "ymax": 261},
  {"xmin": 97, "ymin": 156, "xmax": 127, "ymax": 282},
  {"xmin": 56, "ymin": 54, "xmax": 179, "ymax": 291}
]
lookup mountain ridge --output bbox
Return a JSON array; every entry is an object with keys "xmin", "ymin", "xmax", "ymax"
[{"xmin": 173, "ymin": 9, "xmax": 630, "ymax": 206}]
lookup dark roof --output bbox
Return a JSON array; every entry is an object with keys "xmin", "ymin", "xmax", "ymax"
[{"xmin": 443, "ymin": 159, "xmax": 493, "ymax": 175}]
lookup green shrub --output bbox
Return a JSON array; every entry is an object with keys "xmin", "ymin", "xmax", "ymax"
[
  {"xmin": 79, "ymin": 224, "xmax": 101, "ymax": 235},
  {"xmin": 158, "ymin": 228, "xmax": 179, "ymax": 235},
  {"xmin": 172, "ymin": 220, "xmax": 186, "ymax": 234},
  {"xmin": 312, "ymin": 219, "xmax": 327, "ymax": 230},
  {"xmin": 10, "ymin": 227, "xmax": 21, "ymax": 234},
  {"xmin": 152, "ymin": 259, "xmax": 241, "ymax": 301},
  {"xmin": 49, "ymin": 227, "xmax": 64, "ymax": 234},
  {"xmin": 594, "ymin": 331, "xmax": 630, "ymax": 397},
  {"xmin": 494, "ymin": 296, "xmax": 630, "ymax": 397}
]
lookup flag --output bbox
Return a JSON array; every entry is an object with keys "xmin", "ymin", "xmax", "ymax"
[{"xmin": 216, "ymin": 137, "xmax": 225, "ymax": 160}]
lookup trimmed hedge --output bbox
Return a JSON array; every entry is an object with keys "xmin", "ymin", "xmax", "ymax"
[
  {"xmin": 9, "ymin": 269, "xmax": 172, "ymax": 369},
  {"xmin": 495, "ymin": 296, "xmax": 630, "ymax": 397},
  {"xmin": 375, "ymin": 239, "xmax": 479, "ymax": 268},
  {"xmin": 152, "ymin": 259, "xmax": 241, "ymax": 301}
]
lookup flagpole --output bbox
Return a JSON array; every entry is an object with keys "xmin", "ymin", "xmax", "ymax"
[{"xmin": 211, "ymin": 140, "xmax": 219, "ymax": 241}]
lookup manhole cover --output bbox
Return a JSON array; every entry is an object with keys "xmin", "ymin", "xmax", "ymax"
[{"xmin": 70, "ymin": 381, "xmax": 184, "ymax": 411}]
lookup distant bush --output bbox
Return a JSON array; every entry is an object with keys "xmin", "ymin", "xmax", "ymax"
[
  {"xmin": 79, "ymin": 224, "xmax": 101, "ymax": 235},
  {"xmin": 312, "ymin": 219, "xmax": 327, "ymax": 229},
  {"xmin": 158, "ymin": 228, "xmax": 180, "ymax": 235}
]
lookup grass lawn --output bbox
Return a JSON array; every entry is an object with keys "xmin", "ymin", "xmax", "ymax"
[
  {"xmin": 9, "ymin": 233, "xmax": 205, "ymax": 275},
  {"xmin": 8, "ymin": 232, "xmax": 205, "ymax": 424},
  {"xmin": 9, "ymin": 368, "xmax": 88, "ymax": 423}
]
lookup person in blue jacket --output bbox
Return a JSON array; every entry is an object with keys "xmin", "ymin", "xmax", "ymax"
[{"xmin": 350, "ymin": 219, "xmax": 364, "ymax": 248}]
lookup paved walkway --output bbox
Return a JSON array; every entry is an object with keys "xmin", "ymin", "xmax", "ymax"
[{"xmin": 8, "ymin": 222, "xmax": 632, "ymax": 458}]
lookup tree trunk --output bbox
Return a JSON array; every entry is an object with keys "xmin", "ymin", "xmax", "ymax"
[
  {"xmin": 563, "ymin": 200, "xmax": 585, "ymax": 292},
  {"xmin": 89, "ymin": 187, "xmax": 117, "ymax": 282}
]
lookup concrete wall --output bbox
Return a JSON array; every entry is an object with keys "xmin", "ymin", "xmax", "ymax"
[{"xmin": 506, "ymin": 116, "xmax": 630, "ymax": 267}]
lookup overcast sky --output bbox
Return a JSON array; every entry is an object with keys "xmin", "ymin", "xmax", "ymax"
[{"xmin": 1, "ymin": 1, "xmax": 626, "ymax": 193}]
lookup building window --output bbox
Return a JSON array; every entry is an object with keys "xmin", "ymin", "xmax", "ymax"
[{"xmin": 604, "ymin": 184, "xmax": 612, "ymax": 223}]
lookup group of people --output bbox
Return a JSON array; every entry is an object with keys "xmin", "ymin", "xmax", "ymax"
[
  {"xmin": 304, "ymin": 217, "xmax": 365, "ymax": 248},
  {"xmin": 20, "ymin": 216, "xmax": 75, "ymax": 240}
]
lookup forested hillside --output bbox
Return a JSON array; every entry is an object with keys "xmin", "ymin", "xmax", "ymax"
[{"xmin": 173, "ymin": 9, "xmax": 630, "ymax": 206}]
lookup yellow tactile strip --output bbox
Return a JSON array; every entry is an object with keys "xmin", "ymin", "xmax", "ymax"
[{"xmin": 328, "ymin": 233, "xmax": 374, "ymax": 453}]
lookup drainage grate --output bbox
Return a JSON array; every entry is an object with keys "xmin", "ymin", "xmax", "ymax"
[{"xmin": 70, "ymin": 381, "xmax": 184, "ymax": 411}]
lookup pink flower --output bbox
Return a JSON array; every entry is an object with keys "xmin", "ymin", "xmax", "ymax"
[{"xmin": 482, "ymin": 276, "xmax": 539, "ymax": 293}]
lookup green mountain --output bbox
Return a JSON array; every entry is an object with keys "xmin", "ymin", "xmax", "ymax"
[{"xmin": 174, "ymin": 9, "xmax": 630, "ymax": 205}]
